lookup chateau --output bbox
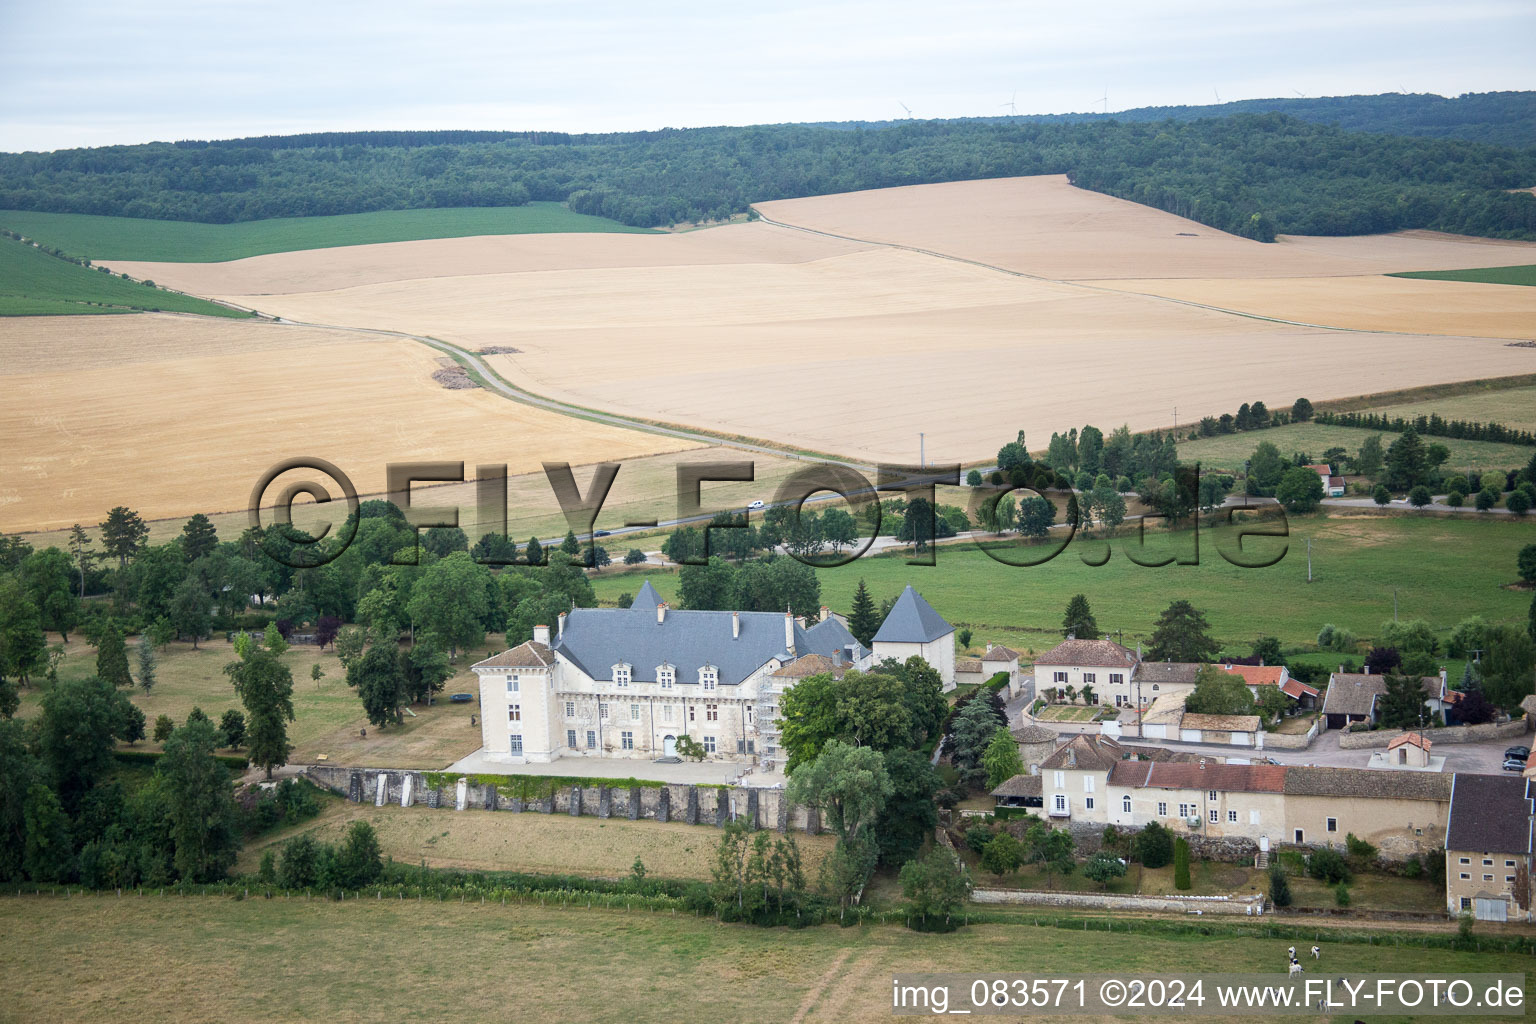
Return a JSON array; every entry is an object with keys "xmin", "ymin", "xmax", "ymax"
[{"xmin": 471, "ymin": 581, "xmax": 953, "ymax": 767}]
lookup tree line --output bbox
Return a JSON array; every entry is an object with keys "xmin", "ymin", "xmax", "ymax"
[
  {"xmin": 4, "ymin": 113, "xmax": 1534, "ymax": 240},
  {"xmin": 1314, "ymin": 409, "xmax": 1536, "ymax": 448}
]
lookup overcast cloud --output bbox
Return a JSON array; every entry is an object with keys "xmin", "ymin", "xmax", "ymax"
[{"xmin": 0, "ymin": 0, "xmax": 1531, "ymax": 152}]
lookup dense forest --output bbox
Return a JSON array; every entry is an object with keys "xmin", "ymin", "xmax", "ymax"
[{"xmin": 1, "ymin": 99, "xmax": 1533, "ymax": 241}]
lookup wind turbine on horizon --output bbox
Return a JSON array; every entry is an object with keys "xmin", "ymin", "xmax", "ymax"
[
  {"xmin": 897, "ymin": 100, "xmax": 913, "ymax": 119},
  {"xmin": 1094, "ymin": 89, "xmax": 1108, "ymax": 114},
  {"xmin": 1000, "ymin": 92, "xmax": 1018, "ymax": 115},
  {"xmin": 1213, "ymin": 87, "xmax": 1223, "ymax": 104}
]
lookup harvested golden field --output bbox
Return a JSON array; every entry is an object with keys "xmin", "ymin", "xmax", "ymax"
[
  {"xmin": 110, "ymin": 220, "xmax": 871, "ymax": 296},
  {"xmin": 87, "ymin": 177, "xmax": 1536, "ymax": 468},
  {"xmin": 754, "ymin": 174, "xmax": 1536, "ymax": 280},
  {"xmin": 0, "ymin": 314, "xmax": 695, "ymax": 534},
  {"xmin": 1095, "ymin": 274, "xmax": 1536, "ymax": 339},
  {"xmin": 237, "ymin": 801, "xmax": 837, "ymax": 881},
  {"xmin": 172, "ymin": 247, "xmax": 1531, "ymax": 466}
]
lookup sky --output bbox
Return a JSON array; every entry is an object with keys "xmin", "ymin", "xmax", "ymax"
[{"xmin": 1, "ymin": 0, "xmax": 1532, "ymax": 152}]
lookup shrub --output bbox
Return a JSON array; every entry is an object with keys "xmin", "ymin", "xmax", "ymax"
[
  {"xmin": 963, "ymin": 823, "xmax": 995, "ymax": 854},
  {"xmin": 1268, "ymin": 863, "xmax": 1292, "ymax": 907},
  {"xmin": 278, "ymin": 834, "xmax": 321, "ymax": 888},
  {"xmin": 1400, "ymin": 856, "xmax": 1423, "ymax": 879},
  {"xmin": 1344, "ymin": 833, "xmax": 1376, "ymax": 861},
  {"xmin": 258, "ymin": 849, "xmax": 276, "ymax": 884},
  {"xmin": 1133, "ymin": 821, "xmax": 1174, "ymax": 869},
  {"xmin": 980, "ymin": 833, "xmax": 1025, "ymax": 878},
  {"xmin": 1446, "ymin": 490, "xmax": 1464, "ymax": 508},
  {"xmin": 1307, "ymin": 847, "xmax": 1352, "ymax": 885},
  {"xmin": 1334, "ymin": 882, "xmax": 1351, "ymax": 907},
  {"xmin": 1173, "ymin": 838, "xmax": 1191, "ymax": 890},
  {"xmin": 152, "ymin": 714, "xmax": 175, "ymax": 743}
]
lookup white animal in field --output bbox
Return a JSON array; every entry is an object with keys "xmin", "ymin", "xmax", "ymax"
[
  {"xmin": 1289, "ymin": 960, "xmax": 1304, "ymax": 977},
  {"xmin": 1287, "ymin": 946, "xmax": 1296, "ymax": 958},
  {"xmin": 1310, "ymin": 945, "xmax": 1320, "ymax": 959}
]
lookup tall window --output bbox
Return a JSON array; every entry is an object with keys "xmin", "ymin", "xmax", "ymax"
[
  {"xmin": 1122, "ymin": 796, "xmax": 1132, "ymax": 813},
  {"xmin": 688, "ymin": 706, "xmax": 695, "ymax": 722},
  {"xmin": 658, "ymin": 666, "xmax": 675, "ymax": 689},
  {"xmin": 1085, "ymin": 797, "xmax": 1095, "ymax": 810},
  {"xmin": 700, "ymin": 667, "xmax": 718, "ymax": 690},
  {"xmin": 703, "ymin": 736, "xmax": 716, "ymax": 753},
  {"xmin": 509, "ymin": 734, "xmax": 523, "ymax": 755},
  {"xmin": 630, "ymin": 704, "xmax": 640, "ymax": 722},
  {"xmin": 621, "ymin": 731, "xmax": 634, "ymax": 750},
  {"xmin": 1227, "ymin": 810, "xmax": 1237, "ymax": 823},
  {"xmin": 566, "ymin": 729, "xmax": 576, "ymax": 748},
  {"xmin": 599, "ymin": 703, "xmax": 609, "ymax": 720},
  {"xmin": 508, "ymin": 704, "xmax": 521, "ymax": 722},
  {"xmin": 662, "ymin": 705, "xmax": 674, "ymax": 722},
  {"xmin": 1326, "ymin": 817, "xmax": 1337, "ymax": 833},
  {"xmin": 1052, "ymin": 771, "xmax": 1064, "ymax": 788},
  {"xmin": 1053, "ymin": 794, "xmax": 1067, "ymax": 813},
  {"xmin": 1082, "ymin": 776, "xmax": 1095, "ymax": 793},
  {"xmin": 564, "ymin": 701, "xmax": 575, "ymax": 717},
  {"xmin": 1082, "ymin": 672, "xmax": 1096, "ymax": 684},
  {"xmin": 706, "ymin": 703, "xmax": 719, "ymax": 722},
  {"xmin": 506, "ymin": 677, "xmax": 519, "ymax": 693},
  {"xmin": 1157, "ymin": 802, "xmax": 1167, "ymax": 816},
  {"xmin": 613, "ymin": 665, "xmax": 631, "ymax": 687},
  {"xmin": 585, "ymin": 730, "xmax": 595, "ymax": 748}
]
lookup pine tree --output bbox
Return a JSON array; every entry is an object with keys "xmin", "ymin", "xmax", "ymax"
[
  {"xmin": 98, "ymin": 506, "xmax": 148, "ymax": 568},
  {"xmin": 1062, "ymin": 594, "xmax": 1099, "ymax": 639},
  {"xmin": 136, "ymin": 635, "xmax": 157, "ymax": 693},
  {"xmin": 848, "ymin": 578, "xmax": 879, "ymax": 648},
  {"xmin": 180, "ymin": 513, "xmax": 219, "ymax": 562},
  {"xmin": 560, "ymin": 530, "xmax": 581, "ymax": 560},
  {"xmin": 525, "ymin": 536, "xmax": 544, "ymax": 566},
  {"xmin": 67, "ymin": 524, "xmax": 95, "ymax": 599},
  {"xmin": 94, "ymin": 623, "xmax": 132, "ymax": 688}
]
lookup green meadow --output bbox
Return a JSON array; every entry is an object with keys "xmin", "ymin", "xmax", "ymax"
[
  {"xmin": 0, "ymin": 202, "xmax": 655, "ymax": 263},
  {"xmin": 1388, "ymin": 264, "xmax": 1536, "ymax": 287},
  {"xmin": 0, "ymin": 233, "xmax": 249, "ymax": 317}
]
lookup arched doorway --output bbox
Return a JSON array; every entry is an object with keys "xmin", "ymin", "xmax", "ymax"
[{"xmin": 662, "ymin": 735, "xmax": 677, "ymax": 757}]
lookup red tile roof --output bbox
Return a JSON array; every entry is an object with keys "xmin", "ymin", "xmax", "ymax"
[
  {"xmin": 1280, "ymin": 678, "xmax": 1320, "ymax": 700},
  {"xmin": 1388, "ymin": 731, "xmax": 1432, "ymax": 751},
  {"xmin": 1220, "ymin": 664, "xmax": 1286, "ymax": 687},
  {"xmin": 1139, "ymin": 761, "xmax": 1287, "ymax": 793}
]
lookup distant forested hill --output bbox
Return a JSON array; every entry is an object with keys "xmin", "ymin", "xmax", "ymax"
[{"xmin": 2, "ymin": 97, "xmax": 1533, "ymax": 243}]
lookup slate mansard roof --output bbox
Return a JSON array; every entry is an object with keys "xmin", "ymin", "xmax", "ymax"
[
  {"xmin": 872, "ymin": 585, "xmax": 953, "ymax": 644},
  {"xmin": 546, "ymin": 581, "xmax": 865, "ymax": 687}
]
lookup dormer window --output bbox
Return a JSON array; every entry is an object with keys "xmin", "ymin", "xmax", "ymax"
[
  {"xmin": 700, "ymin": 666, "xmax": 718, "ymax": 690},
  {"xmin": 613, "ymin": 664, "xmax": 631, "ymax": 687},
  {"xmin": 658, "ymin": 665, "xmax": 675, "ymax": 689}
]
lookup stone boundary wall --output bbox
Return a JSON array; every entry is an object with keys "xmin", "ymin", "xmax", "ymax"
[
  {"xmin": 973, "ymin": 888, "xmax": 1266, "ymax": 915},
  {"xmin": 302, "ymin": 765, "xmax": 817, "ymax": 833},
  {"xmin": 1264, "ymin": 718, "xmax": 1320, "ymax": 750},
  {"xmin": 1336, "ymin": 718, "xmax": 1529, "ymax": 750}
]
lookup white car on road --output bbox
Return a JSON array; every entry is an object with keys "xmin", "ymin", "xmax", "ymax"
[{"xmin": 747, "ymin": 500, "xmax": 766, "ymax": 510}]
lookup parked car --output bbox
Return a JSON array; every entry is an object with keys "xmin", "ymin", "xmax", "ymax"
[
  {"xmin": 1504, "ymin": 745, "xmax": 1530, "ymax": 761},
  {"xmin": 1502, "ymin": 757, "xmax": 1527, "ymax": 773},
  {"xmin": 594, "ymin": 530, "xmax": 611, "ymax": 537},
  {"xmin": 747, "ymin": 499, "xmax": 766, "ymax": 510}
]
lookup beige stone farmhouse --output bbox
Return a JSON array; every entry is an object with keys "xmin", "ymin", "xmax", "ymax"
[{"xmin": 1444, "ymin": 773, "xmax": 1533, "ymax": 922}]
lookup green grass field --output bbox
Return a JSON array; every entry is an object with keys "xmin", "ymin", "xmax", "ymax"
[
  {"xmin": 0, "ymin": 234, "xmax": 251, "ymax": 317},
  {"xmin": 1362, "ymin": 385, "xmax": 1536, "ymax": 435},
  {"xmin": 0, "ymin": 203, "xmax": 655, "ymax": 263},
  {"xmin": 14, "ymin": 636, "xmax": 487, "ymax": 769},
  {"xmin": 1, "ymin": 896, "xmax": 1525, "ymax": 1024},
  {"xmin": 1177, "ymin": 421, "xmax": 1532, "ymax": 475},
  {"xmin": 1389, "ymin": 264, "xmax": 1536, "ymax": 287},
  {"xmin": 593, "ymin": 512, "xmax": 1534, "ymax": 654}
]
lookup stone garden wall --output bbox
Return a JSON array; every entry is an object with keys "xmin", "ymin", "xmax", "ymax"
[
  {"xmin": 1335, "ymin": 718, "xmax": 1529, "ymax": 749},
  {"xmin": 304, "ymin": 765, "xmax": 816, "ymax": 833}
]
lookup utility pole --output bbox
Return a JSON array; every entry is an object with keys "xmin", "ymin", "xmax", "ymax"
[
  {"xmin": 919, "ymin": 432, "xmax": 925, "ymax": 469},
  {"xmin": 1393, "ymin": 588, "xmax": 1398, "ymax": 622},
  {"xmin": 1306, "ymin": 538, "xmax": 1312, "ymax": 583}
]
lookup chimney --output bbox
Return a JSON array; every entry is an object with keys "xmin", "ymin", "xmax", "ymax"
[
  {"xmin": 784, "ymin": 611, "xmax": 795, "ymax": 655},
  {"xmin": 1136, "ymin": 642, "xmax": 1143, "ymax": 660},
  {"xmin": 819, "ymin": 605, "xmax": 830, "ymax": 623},
  {"xmin": 732, "ymin": 611, "xmax": 740, "ymax": 639},
  {"xmin": 1067, "ymin": 632, "xmax": 1075, "ymax": 641},
  {"xmin": 1440, "ymin": 668, "xmax": 1447, "ymax": 694},
  {"xmin": 986, "ymin": 642, "xmax": 993, "ymax": 653},
  {"xmin": 557, "ymin": 611, "xmax": 566, "ymax": 641},
  {"xmin": 533, "ymin": 624, "xmax": 550, "ymax": 645},
  {"xmin": 657, "ymin": 601, "xmax": 666, "ymax": 625}
]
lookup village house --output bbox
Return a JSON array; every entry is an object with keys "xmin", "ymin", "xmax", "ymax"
[
  {"xmin": 1032, "ymin": 637, "xmax": 1202, "ymax": 710},
  {"xmin": 1218, "ymin": 663, "xmax": 1320, "ymax": 709},
  {"xmin": 1444, "ymin": 773, "xmax": 1534, "ymax": 922},
  {"xmin": 1305, "ymin": 462, "xmax": 1346, "ymax": 498},
  {"xmin": 1321, "ymin": 670, "xmax": 1387, "ymax": 730},
  {"xmin": 871, "ymin": 585, "xmax": 957, "ymax": 690},
  {"xmin": 1107, "ymin": 759, "xmax": 1286, "ymax": 843},
  {"xmin": 1282, "ymin": 766, "xmax": 1449, "ymax": 857},
  {"xmin": 472, "ymin": 580, "xmax": 880, "ymax": 766}
]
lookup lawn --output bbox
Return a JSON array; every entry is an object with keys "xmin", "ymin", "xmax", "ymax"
[
  {"xmin": 235, "ymin": 800, "xmax": 837, "ymax": 882},
  {"xmin": 0, "ymin": 233, "xmax": 250, "ymax": 317},
  {"xmin": 592, "ymin": 511, "xmax": 1534, "ymax": 653},
  {"xmin": 0, "ymin": 203, "xmax": 655, "ymax": 263},
  {"xmin": 15, "ymin": 636, "xmax": 491, "ymax": 769},
  {"xmin": 1389, "ymin": 264, "xmax": 1536, "ymax": 287},
  {"xmin": 1178, "ymin": 421, "xmax": 1533, "ymax": 475},
  {"xmin": 2, "ymin": 895, "xmax": 1526, "ymax": 1024}
]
